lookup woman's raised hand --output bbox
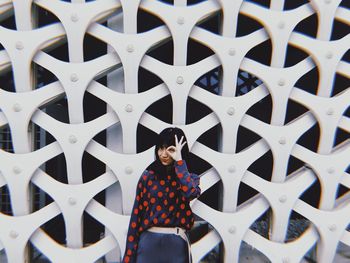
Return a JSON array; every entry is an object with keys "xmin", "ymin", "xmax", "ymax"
[{"xmin": 166, "ymin": 135, "xmax": 187, "ymax": 161}]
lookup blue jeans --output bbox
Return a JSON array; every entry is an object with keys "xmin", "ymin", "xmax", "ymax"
[{"xmin": 136, "ymin": 231, "xmax": 189, "ymax": 263}]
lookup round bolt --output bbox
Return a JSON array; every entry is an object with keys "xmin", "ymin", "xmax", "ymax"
[
  {"xmin": 279, "ymin": 195, "xmax": 287, "ymax": 203},
  {"xmin": 326, "ymin": 108, "xmax": 334, "ymax": 116},
  {"xmin": 177, "ymin": 16, "xmax": 185, "ymax": 25},
  {"xmin": 282, "ymin": 257, "xmax": 290, "ymax": 263},
  {"xmin": 176, "ymin": 76, "xmax": 184, "ymax": 85},
  {"xmin": 228, "ymin": 48, "xmax": 236, "ymax": 56},
  {"xmin": 70, "ymin": 73, "xmax": 79, "ymax": 82},
  {"xmin": 68, "ymin": 197, "xmax": 77, "ymax": 205},
  {"xmin": 278, "ymin": 79, "xmax": 285, "ymax": 86},
  {"xmin": 70, "ymin": 13, "xmax": 79, "ymax": 22},
  {"xmin": 278, "ymin": 21, "xmax": 285, "ymax": 29},
  {"xmin": 15, "ymin": 41, "xmax": 24, "ymax": 50},
  {"xmin": 126, "ymin": 44, "xmax": 134, "ymax": 53},
  {"xmin": 278, "ymin": 137, "xmax": 286, "ymax": 145},
  {"xmin": 227, "ymin": 107, "xmax": 235, "ymax": 116},
  {"xmin": 13, "ymin": 166, "xmax": 22, "ymax": 174},
  {"xmin": 328, "ymin": 224, "xmax": 337, "ymax": 232},
  {"xmin": 68, "ymin": 135, "xmax": 78, "ymax": 144},
  {"xmin": 125, "ymin": 104, "xmax": 133, "ymax": 113},
  {"xmin": 327, "ymin": 167, "xmax": 335, "ymax": 174},
  {"xmin": 125, "ymin": 166, "xmax": 133, "ymax": 174},
  {"xmin": 13, "ymin": 103, "xmax": 22, "ymax": 112},
  {"xmin": 324, "ymin": 0, "xmax": 332, "ymax": 4},
  {"xmin": 228, "ymin": 165, "xmax": 236, "ymax": 173},
  {"xmin": 325, "ymin": 51, "xmax": 333, "ymax": 59},
  {"xmin": 228, "ymin": 226, "xmax": 236, "ymax": 234},
  {"xmin": 9, "ymin": 230, "xmax": 18, "ymax": 239}
]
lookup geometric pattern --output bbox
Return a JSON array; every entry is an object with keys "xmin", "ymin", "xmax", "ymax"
[{"xmin": 0, "ymin": 0, "xmax": 349, "ymax": 262}]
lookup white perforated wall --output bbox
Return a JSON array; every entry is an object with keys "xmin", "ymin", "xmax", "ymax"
[{"xmin": 0, "ymin": 0, "xmax": 349, "ymax": 262}]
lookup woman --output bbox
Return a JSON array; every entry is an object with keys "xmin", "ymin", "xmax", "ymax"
[{"xmin": 122, "ymin": 127, "xmax": 201, "ymax": 263}]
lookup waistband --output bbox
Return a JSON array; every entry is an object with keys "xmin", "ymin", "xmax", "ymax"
[{"xmin": 147, "ymin": 226, "xmax": 191, "ymax": 262}]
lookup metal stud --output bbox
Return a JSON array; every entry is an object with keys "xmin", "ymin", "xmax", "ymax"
[
  {"xmin": 71, "ymin": 13, "xmax": 79, "ymax": 22},
  {"xmin": 177, "ymin": 17, "xmax": 185, "ymax": 25},
  {"xmin": 176, "ymin": 76, "xmax": 184, "ymax": 85},
  {"xmin": 68, "ymin": 197, "xmax": 77, "ymax": 205},
  {"xmin": 125, "ymin": 166, "xmax": 133, "ymax": 174},
  {"xmin": 13, "ymin": 166, "xmax": 22, "ymax": 174},
  {"xmin": 70, "ymin": 73, "xmax": 79, "ymax": 82},
  {"xmin": 15, "ymin": 41, "xmax": 24, "ymax": 50},
  {"xmin": 228, "ymin": 226, "xmax": 236, "ymax": 234},
  {"xmin": 9, "ymin": 230, "xmax": 18, "ymax": 239},
  {"xmin": 125, "ymin": 104, "xmax": 133, "ymax": 113},
  {"xmin": 68, "ymin": 135, "xmax": 78, "ymax": 144},
  {"xmin": 126, "ymin": 44, "xmax": 134, "ymax": 53},
  {"xmin": 227, "ymin": 107, "xmax": 235, "ymax": 116},
  {"xmin": 13, "ymin": 103, "xmax": 22, "ymax": 112}
]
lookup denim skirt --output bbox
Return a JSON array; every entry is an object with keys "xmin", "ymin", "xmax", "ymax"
[{"xmin": 136, "ymin": 231, "xmax": 189, "ymax": 263}]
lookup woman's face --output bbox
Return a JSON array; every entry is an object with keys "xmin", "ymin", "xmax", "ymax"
[{"xmin": 157, "ymin": 146, "xmax": 174, "ymax": 166}]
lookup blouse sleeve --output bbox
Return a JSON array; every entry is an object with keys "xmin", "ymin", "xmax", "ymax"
[
  {"xmin": 122, "ymin": 171, "xmax": 148, "ymax": 263},
  {"xmin": 174, "ymin": 160, "xmax": 201, "ymax": 201}
]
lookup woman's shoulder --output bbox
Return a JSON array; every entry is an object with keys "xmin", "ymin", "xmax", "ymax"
[{"xmin": 139, "ymin": 169, "xmax": 156, "ymax": 183}]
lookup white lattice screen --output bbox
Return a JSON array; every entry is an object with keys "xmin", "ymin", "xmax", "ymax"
[{"xmin": 0, "ymin": 0, "xmax": 349, "ymax": 262}]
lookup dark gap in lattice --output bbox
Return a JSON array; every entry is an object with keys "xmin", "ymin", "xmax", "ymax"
[
  {"xmin": 93, "ymin": 188, "xmax": 106, "ymax": 207},
  {"xmin": 236, "ymin": 13, "xmax": 264, "ymax": 37},
  {"xmin": 187, "ymin": 38, "xmax": 215, "ymax": 65},
  {"xmin": 296, "ymin": 122, "xmax": 320, "ymax": 153},
  {"xmin": 285, "ymin": 211, "xmax": 310, "ymax": 241},
  {"xmin": 304, "ymin": 244, "xmax": 317, "ymax": 263},
  {"xmin": 294, "ymin": 13, "xmax": 318, "ymax": 38},
  {"xmin": 340, "ymin": 0, "xmax": 350, "ymax": 8},
  {"xmin": 0, "ymin": 67, "xmax": 15, "ymax": 92},
  {"xmin": 159, "ymin": 0, "xmax": 174, "ymax": 5},
  {"xmin": 0, "ymin": 127, "xmax": 14, "ymax": 153},
  {"xmin": 31, "ymin": 182, "xmax": 50, "ymax": 212},
  {"xmin": 197, "ymin": 124, "xmax": 221, "ymax": 151},
  {"xmin": 331, "ymin": 20, "xmax": 350, "ymax": 41},
  {"xmin": 82, "ymin": 152, "xmax": 106, "ymax": 183},
  {"xmin": 294, "ymin": 67, "xmax": 319, "ymax": 95},
  {"xmin": 236, "ymin": 70, "xmax": 262, "ymax": 97},
  {"xmin": 186, "ymin": 97, "xmax": 212, "ymax": 124},
  {"xmin": 45, "ymin": 152, "xmax": 68, "ymax": 184},
  {"xmin": 196, "ymin": 9, "xmax": 221, "ymax": 34},
  {"xmin": 0, "ymin": 42, "xmax": 4, "ymax": 50},
  {"xmin": 42, "ymin": 213, "xmax": 66, "ymax": 244},
  {"xmin": 84, "ymin": 32, "xmax": 107, "ymax": 62},
  {"xmin": 34, "ymin": 62, "xmax": 59, "ymax": 89},
  {"xmin": 197, "ymin": 180, "xmax": 220, "ymax": 211},
  {"xmin": 0, "ymin": 185, "xmax": 13, "ymax": 215},
  {"xmin": 137, "ymin": 8, "xmax": 166, "ymax": 33},
  {"xmin": 236, "ymin": 125, "xmax": 263, "ymax": 153},
  {"xmin": 331, "ymin": 73, "xmax": 350, "ymax": 97},
  {"xmin": 247, "ymin": 150, "xmax": 273, "ymax": 182},
  {"xmin": 245, "ymin": 39, "xmax": 272, "ymax": 66},
  {"xmin": 189, "ymin": 150, "xmax": 212, "ymax": 175},
  {"xmin": 145, "ymin": 95, "xmax": 173, "ymax": 123},
  {"xmin": 187, "ymin": 0, "xmax": 206, "ymax": 5},
  {"xmin": 246, "ymin": 94, "xmax": 272, "ymax": 124},
  {"xmin": 249, "ymin": 209, "xmax": 269, "ymax": 238},
  {"xmin": 0, "ymin": 10, "xmax": 16, "ymax": 30},
  {"xmin": 337, "ymin": 184, "xmax": 350, "ymax": 199},
  {"xmin": 299, "ymin": 174, "xmax": 321, "ymax": 208},
  {"xmin": 284, "ymin": 99, "xmax": 309, "ymax": 125},
  {"xmin": 137, "ymin": 124, "xmax": 159, "ymax": 153},
  {"xmin": 146, "ymin": 38, "xmax": 174, "ymax": 65},
  {"xmin": 29, "ymin": 242, "xmax": 50, "ymax": 263},
  {"xmin": 239, "ymin": 241, "xmax": 269, "ymax": 262},
  {"xmin": 284, "ymin": 44, "xmax": 310, "ymax": 67},
  {"xmin": 35, "ymin": 3, "xmax": 61, "ymax": 28},
  {"xmin": 246, "ymin": 0, "xmax": 271, "ymax": 8},
  {"xmin": 194, "ymin": 66, "xmax": 220, "ymax": 95},
  {"xmin": 344, "ymin": 106, "xmax": 350, "ymax": 117},
  {"xmin": 83, "ymin": 91, "xmax": 107, "ymax": 122},
  {"xmin": 237, "ymin": 182, "xmax": 260, "ymax": 206},
  {"xmin": 333, "ymin": 128, "xmax": 350, "ymax": 148},
  {"xmin": 43, "ymin": 97, "xmax": 70, "ymax": 123},
  {"xmin": 188, "ymin": 220, "xmax": 209, "ymax": 244},
  {"xmin": 83, "ymin": 211, "xmax": 105, "ymax": 244},
  {"xmin": 200, "ymin": 241, "xmax": 220, "ymax": 262},
  {"xmin": 342, "ymin": 49, "xmax": 350, "ymax": 63},
  {"xmin": 283, "ymin": 0, "xmax": 308, "ymax": 10},
  {"xmin": 45, "ymin": 37, "xmax": 69, "ymax": 62},
  {"xmin": 287, "ymin": 156, "xmax": 306, "ymax": 176},
  {"xmin": 92, "ymin": 130, "xmax": 107, "ymax": 148},
  {"xmin": 138, "ymin": 67, "xmax": 164, "ymax": 92}
]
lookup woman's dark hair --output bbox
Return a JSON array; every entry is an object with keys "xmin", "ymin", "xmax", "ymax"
[{"xmin": 147, "ymin": 127, "xmax": 190, "ymax": 174}]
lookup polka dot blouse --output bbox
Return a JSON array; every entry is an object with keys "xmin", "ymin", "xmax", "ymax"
[{"xmin": 122, "ymin": 160, "xmax": 201, "ymax": 263}]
